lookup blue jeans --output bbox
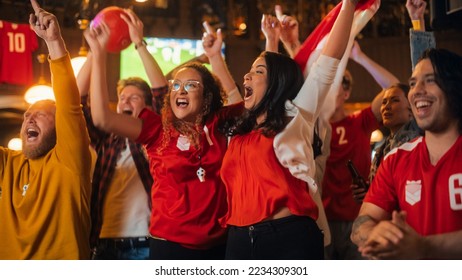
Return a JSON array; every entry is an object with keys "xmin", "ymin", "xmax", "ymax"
[
  {"xmin": 324, "ymin": 221, "xmax": 364, "ymax": 260},
  {"xmin": 92, "ymin": 238, "xmax": 150, "ymax": 260}
]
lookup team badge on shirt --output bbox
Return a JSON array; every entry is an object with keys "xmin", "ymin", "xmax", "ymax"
[
  {"xmin": 177, "ymin": 135, "xmax": 191, "ymax": 151},
  {"xmin": 405, "ymin": 180, "xmax": 422, "ymax": 205}
]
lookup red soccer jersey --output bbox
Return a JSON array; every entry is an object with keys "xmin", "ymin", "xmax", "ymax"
[
  {"xmin": 322, "ymin": 107, "xmax": 379, "ymax": 221},
  {"xmin": 220, "ymin": 129, "xmax": 318, "ymax": 227},
  {"xmin": 136, "ymin": 104, "xmax": 242, "ymax": 249},
  {"xmin": 0, "ymin": 20, "xmax": 38, "ymax": 86},
  {"xmin": 365, "ymin": 136, "xmax": 462, "ymax": 235}
]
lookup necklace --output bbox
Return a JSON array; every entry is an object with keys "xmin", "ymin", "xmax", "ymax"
[
  {"xmin": 196, "ymin": 134, "xmax": 206, "ymax": 182},
  {"xmin": 22, "ymin": 160, "xmax": 30, "ymax": 197},
  {"xmin": 22, "ymin": 184, "xmax": 29, "ymax": 196},
  {"xmin": 177, "ymin": 125, "xmax": 210, "ymax": 183},
  {"xmin": 177, "ymin": 133, "xmax": 205, "ymax": 182},
  {"xmin": 196, "ymin": 124, "xmax": 214, "ymax": 183},
  {"xmin": 196, "ymin": 155, "xmax": 206, "ymax": 182}
]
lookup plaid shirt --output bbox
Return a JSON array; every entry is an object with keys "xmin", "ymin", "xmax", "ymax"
[
  {"xmin": 369, "ymin": 120, "xmax": 423, "ymax": 183},
  {"xmin": 81, "ymin": 95, "xmax": 155, "ymax": 247}
]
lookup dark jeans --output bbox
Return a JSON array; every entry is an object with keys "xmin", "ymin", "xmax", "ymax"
[
  {"xmin": 149, "ymin": 238, "xmax": 226, "ymax": 260},
  {"xmin": 325, "ymin": 221, "xmax": 364, "ymax": 260},
  {"xmin": 225, "ymin": 215, "xmax": 324, "ymax": 260},
  {"xmin": 92, "ymin": 237, "xmax": 150, "ymax": 260}
]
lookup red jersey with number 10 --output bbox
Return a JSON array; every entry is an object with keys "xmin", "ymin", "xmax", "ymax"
[
  {"xmin": 0, "ymin": 20, "xmax": 38, "ymax": 86},
  {"xmin": 365, "ymin": 136, "xmax": 462, "ymax": 235}
]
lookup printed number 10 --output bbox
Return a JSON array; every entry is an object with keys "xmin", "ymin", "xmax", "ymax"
[{"xmin": 7, "ymin": 32, "xmax": 26, "ymax": 53}]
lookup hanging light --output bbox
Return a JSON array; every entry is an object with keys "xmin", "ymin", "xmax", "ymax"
[
  {"xmin": 71, "ymin": 19, "xmax": 89, "ymax": 76},
  {"xmin": 370, "ymin": 129, "xmax": 384, "ymax": 143},
  {"xmin": 70, "ymin": 55, "xmax": 87, "ymax": 76},
  {"xmin": 8, "ymin": 138, "xmax": 22, "ymax": 151},
  {"xmin": 24, "ymin": 53, "xmax": 54, "ymax": 104}
]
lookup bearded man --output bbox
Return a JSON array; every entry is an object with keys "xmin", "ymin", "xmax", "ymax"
[{"xmin": 0, "ymin": 0, "xmax": 92, "ymax": 259}]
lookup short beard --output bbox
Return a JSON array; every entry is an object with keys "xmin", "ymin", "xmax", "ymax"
[{"xmin": 22, "ymin": 128, "xmax": 57, "ymax": 159}]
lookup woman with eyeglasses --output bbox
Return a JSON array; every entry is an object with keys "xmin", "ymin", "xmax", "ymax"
[{"xmin": 83, "ymin": 20, "xmax": 243, "ymax": 259}]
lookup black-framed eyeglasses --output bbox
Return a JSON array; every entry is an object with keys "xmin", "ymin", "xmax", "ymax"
[{"xmin": 168, "ymin": 79, "xmax": 202, "ymax": 93}]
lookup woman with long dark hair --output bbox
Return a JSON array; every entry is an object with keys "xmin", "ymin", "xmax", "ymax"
[{"xmin": 215, "ymin": 0, "xmax": 361, "ymax": 259}]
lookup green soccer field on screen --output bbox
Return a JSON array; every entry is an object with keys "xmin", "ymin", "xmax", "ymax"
[{"xmin": 120, "ymin": 37, "xmax": 224, "ymax": 80}]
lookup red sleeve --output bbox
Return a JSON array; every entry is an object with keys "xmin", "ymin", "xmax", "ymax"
[
  {"xmin": 364, "ymin": 151, "xmax": 399, "ymax": 212},
  {"xmin": 136, "ymin": 108, "xmax": 162, "ymax": 148}
]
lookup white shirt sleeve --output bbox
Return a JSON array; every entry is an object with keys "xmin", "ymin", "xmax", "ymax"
[
  {"xmin": 274, "ymin": 54, "xmax": 339, "ymax": 186},
  {"xmin": 273, "ymin": 54, "xmax": 339, "ymax": 246}
]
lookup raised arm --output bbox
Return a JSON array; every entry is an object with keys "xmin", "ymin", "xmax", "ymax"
[
  {"xmin": 406, "ymin": 0, "xmax": 426, "ymax": 32},
  {"xmin": 76, "ymin": 52, "xmax": 92, "ymax": 97},
  {"xmin": 349, "ymin": 40, "xmax": 399, "ymax": 121},
  {"xmin": 121, "ymin": 9, "xmax": 167, "ymax": 88},
  {"xmin": 406, "ymin": 0, "xmax": 436, "ymax": 69},
  {"xmin": 30, "ymin": 0, "xmax": 90, "ymax": 172},
  {"xmin": 350, "ymin": 41, "xmax": 399, "ymax": 89},
  {"xmin": 76, "ymin": 51, "xmax": 109, "ymax": 145},
  {"xmin": 202, "ymin": 21, "xmax": 242, "ymax": 105},
  {"xmin": 275, "ymin": 5, "xmax": 301, "ymax": 58},
  {"xmin": 84, "ymin": 22, "xmax": 143, "ymax": 140},
  {"xmin": 293, "ymin": 0, "xmax": 358, "ymax": 115},
  {"xmin": 321, "ymin": 0, "xmax": 357, "ymax": 60},
  {"xmin": 261, "ymin": 14, "xmax": 281, "ymax": 53},
  {"xmin": 29, "ymin": 0, "xmax": 65, "ymax": 59}
]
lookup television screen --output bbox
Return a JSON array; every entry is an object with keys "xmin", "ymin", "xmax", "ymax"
[
  {"xmin": 447, "ymin": 0, "xmax": 462, "ymax": 14},
  {"xmin": 120, "ymin": 37, "xmax": 224, "ymax": 81},
  {"xmin": 430, "ymin": 0, "xmax": 462, "ymax": 29}
]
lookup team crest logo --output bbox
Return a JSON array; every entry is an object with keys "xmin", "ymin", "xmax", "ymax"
[
  {"xmin": 176, "ymin": 135, "xmax": 191, "ymax": 151},
  {"xmin": 405, "ymin": 180, "xmax": 422, "ymax": 205}
]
